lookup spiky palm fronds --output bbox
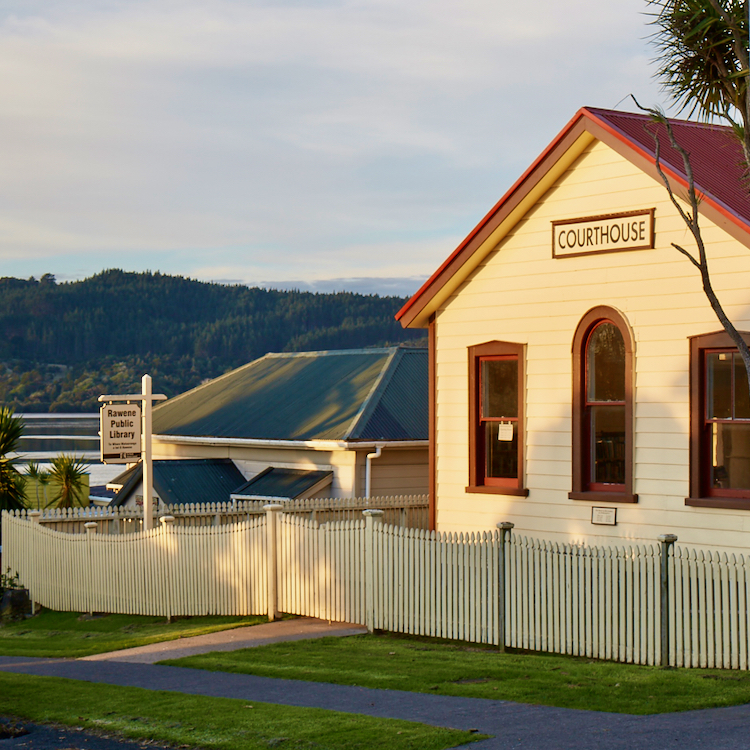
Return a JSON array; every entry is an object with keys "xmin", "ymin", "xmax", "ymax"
[
  {"xmin": 48, "ymin": 454, "xmax": 89, "ymax": 509},
  {"xmin": 650, "ymin": 0, "xmax": 749, "ymax": 160},
  {"xmin": 0, "ymin": 408, "xmax": 25, "ymax": 511}
]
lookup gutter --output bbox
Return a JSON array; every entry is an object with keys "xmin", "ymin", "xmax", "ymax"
[{"xmin": 153, "ymin": 435, "xmax": 427, "ymax": 451}]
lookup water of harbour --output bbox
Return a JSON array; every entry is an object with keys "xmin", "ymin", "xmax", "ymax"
[{"xmin": 13, "ymin": 413, "xmax": 124, "ymax": 487}]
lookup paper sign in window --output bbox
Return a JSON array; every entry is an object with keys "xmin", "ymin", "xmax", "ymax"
[{"xmin": 497, "ymin": 422, "xmax": 514, "ymax": 442}]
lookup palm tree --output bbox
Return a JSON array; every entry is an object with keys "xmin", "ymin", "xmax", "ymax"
[
  {"xmin": 0, "ymin": 408, "xmax": 25, "ymax": 511},
  {"xmin": 48, "ymin": 455, "xmax": 89, "ymax": 509},
  {"xmin": 650, "ymin": 0, "xmax": 750, "ymax": 161}
]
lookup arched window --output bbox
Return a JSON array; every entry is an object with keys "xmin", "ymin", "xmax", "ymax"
[{"xmin": 570, "ymin": 307, "xmax": 637, "ymax": 503}]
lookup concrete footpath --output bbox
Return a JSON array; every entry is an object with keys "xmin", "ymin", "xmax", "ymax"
[
  {"xmin": 80, "ymin": 617, "xmax": 368, "ymax": 664},
  {"xmin": 1, "ymin": 618, "xmax": 749, "ymax": 749}
]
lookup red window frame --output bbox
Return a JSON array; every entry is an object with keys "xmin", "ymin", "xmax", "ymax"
[
  {"xmin": 570, "ymin": 307, "xmax": 637, "ymax": 504},
  {"xmin": 687, "ymin": 331, "xmax": 750, "ymax": 509},
  {"xmin": 467, "ymin": 341, "xmax": 528, "ymax": 496}
]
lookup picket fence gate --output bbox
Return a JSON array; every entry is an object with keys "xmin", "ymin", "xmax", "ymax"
[{"xmin": 3, "ymin": 510, "xmax": 750, "ymax": 669}]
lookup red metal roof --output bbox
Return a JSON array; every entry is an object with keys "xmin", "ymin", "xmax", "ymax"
[{"xmin": 586, "ymin": 108, "xmax": 749, "ymax": 226}]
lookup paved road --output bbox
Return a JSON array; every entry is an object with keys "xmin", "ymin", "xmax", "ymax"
[{"xmin": 2, "ymin": 654, "xmax": 750, "ymax": 749}]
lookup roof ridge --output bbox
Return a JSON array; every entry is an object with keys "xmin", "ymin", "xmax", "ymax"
[
  {"xmin": 584, "ymin": 106, "xmax": 733, "ymax": 132},
  {"xmin": 266, "ymin": 348, "xmax": 397, "ymax": 359},
  {"xmin": 342, "ymin": 347, "xmax": 400, "ymax": 439}
]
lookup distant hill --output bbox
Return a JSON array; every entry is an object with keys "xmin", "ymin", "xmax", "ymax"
[{"xmin": 0, "ymin": 270, "xmax": 423, "ymax": 412}]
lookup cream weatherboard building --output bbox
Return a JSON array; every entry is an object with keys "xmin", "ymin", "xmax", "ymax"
[
  {"xmin": 397, "ymin": 107, "xmax": 750, "ymax": 553},
  {"xmin": 147, "ymin": 347, "xmax": 428, "ymax": 502}
]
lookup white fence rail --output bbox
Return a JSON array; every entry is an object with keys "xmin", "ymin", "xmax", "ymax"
[{"xmin": 4, "ymin": 510, "xmax": 750, "ymax": 669}]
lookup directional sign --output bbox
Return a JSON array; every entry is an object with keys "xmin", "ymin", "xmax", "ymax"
[{"xmin": 100, "ymin": 403, "xmax": 141, "ymax": 463}]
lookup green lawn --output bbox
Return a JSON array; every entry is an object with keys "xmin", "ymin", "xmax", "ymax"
[
  {"xmin": 164, "ymin": 632, "xmax": 750, "ymax": 715},
  {"xmin": 0, "ymin": 609, "xmax": 273, "ymax": 657},
  {"xmin": 0, "ymin": 673, "xmax": 482, "ymax": 750}
]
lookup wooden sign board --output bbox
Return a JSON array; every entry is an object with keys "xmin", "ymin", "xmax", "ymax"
[
  {"xmin": 100, "ymin": 403, "xmax": 141, "ymax": 463},
  {"xmin": 552, "ymin": 209, "xmax": 655, "ymax": 258}
]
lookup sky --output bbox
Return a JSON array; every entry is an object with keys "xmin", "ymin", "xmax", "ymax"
[{"xmin": 1, "ymin": 0, "xmax": 668, "ymax": 297}]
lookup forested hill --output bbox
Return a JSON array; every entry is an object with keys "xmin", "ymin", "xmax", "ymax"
[{"xmin": 0, "ymin": 270, "xmax": 424, "ymax": 412}]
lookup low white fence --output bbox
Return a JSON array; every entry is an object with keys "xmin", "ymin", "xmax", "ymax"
[
  {"xmin": 2, "ymin": 495, "xmax": 428, "ymax": 535},
  {"xmin": 3, "ymin": 509, "xmax": 750, "ymax": 669},
  {"xmin": 2, "ymin": 514, "xmax": 268, "ymax": 617}
]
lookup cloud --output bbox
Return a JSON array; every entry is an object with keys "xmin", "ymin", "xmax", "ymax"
[{"xmin": 0, "ymin": 0, "xmax": 664, "ymax": 287}]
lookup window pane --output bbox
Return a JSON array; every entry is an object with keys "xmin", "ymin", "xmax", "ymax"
[
  {"xmin": 734, "ymin": 355, "xmax": 750, "ymax": 419},
  {"xmin": 485, "ymin": 421, "xmax": 518, "ymax": 479},
  {"xmin": 711, "ymin": 422, "xmax": 750, "ymax": 490},
  {"xmin": 482, "ymin": 359, "xmax": 518, "ymax": 418},
  {"xmin": 706, "ymin": 353, "xmax": 732, "ymax": 419},
  {"xmin": 587, "ymin": 323, "xmax": 625, "ymax": 402},
  {"xmin": 590, "ymin": 405, "xmax": 625, "ymax": 484}
]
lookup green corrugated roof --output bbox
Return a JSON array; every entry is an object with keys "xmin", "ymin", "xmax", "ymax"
[
  {"xmin": 111, "ymin": 459, "xmax": 247, "ymax": 507},
  {"xmin": 232, "ymin": 467, "xmax": 333, "ymax": 499},
  {"xmin": 153, "ymin": 347, "xmax": 427, "ymax": 441}
]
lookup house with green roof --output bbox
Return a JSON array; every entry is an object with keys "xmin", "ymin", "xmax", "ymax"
[
  {"xmin": 146, "ymin": 346, "xmax": 428, "ymax": 502},
  {"xmin": 108, "ymin": 458, "xmax": 246, "ymax": 511}
]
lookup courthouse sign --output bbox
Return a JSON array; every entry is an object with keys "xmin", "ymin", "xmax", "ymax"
[
  {"xmin": 552, "ymin": 209, "xmax": 654, "ymax": 258},
  {"xmin": 100, "ymin": 403, "xmax": 142, "ymax": 463}
]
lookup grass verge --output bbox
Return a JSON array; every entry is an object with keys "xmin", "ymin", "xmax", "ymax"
[
  {"xmin": 164, "ymin": 632, "xmax": 750, "ymax": 715},
  {"xmin": 0, "ymin": 672, "xmax": 482, "ymax": 750},
  {"xmin": 0, "ymin": 609, "xmax": 273, "ymax": 657}
]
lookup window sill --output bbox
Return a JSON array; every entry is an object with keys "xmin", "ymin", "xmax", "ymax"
[
  {"xmin": 568, "ymin": 491, "xmax": 638, "ymax": 504},
  {"xmin": 685, "ymin": 496, "xmax": 750, "ymax": 510},
  {"xmin": 466, "ymin": 485, "xmax": 529, "ymax": 497}
]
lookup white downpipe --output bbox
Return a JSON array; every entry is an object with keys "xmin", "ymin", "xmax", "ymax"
[{"xmin": 365, "ymin": 444, "xmax": 383, "ymax": 499}]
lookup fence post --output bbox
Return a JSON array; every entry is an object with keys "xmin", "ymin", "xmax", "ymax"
[
  {"xmin": 160, "ymin": 516, "xmax": 175, "ymax": 622},
  {"xmin": 363, "ymin": 509, "xmax": 384, "ymax": 633},
  {"xmin": 657, "ymin": 533, "xmax": 678, "ymax": 667},
  {"xmin": 497, "ymin": 522, "xmax": 514, "ymax": 652},
  {"xmin": 84, "ymin": 522, "xmax": 97, "ymax": 616},
  {"xmin": 264, "ymin": 504, "xmax": 283, "ymax": 622},
  {"xmin": 26, "ymin": 511, "xmax": 42, "ymax": 614}
]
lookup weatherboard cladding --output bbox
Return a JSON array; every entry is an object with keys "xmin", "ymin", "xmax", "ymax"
[
  {"xmin": 152, "ymin": 347, "xmax": 427, "ymax": 442},
  {"xmin": 233, "ymin": 467, "xmax": 333, "ymax": 499}
]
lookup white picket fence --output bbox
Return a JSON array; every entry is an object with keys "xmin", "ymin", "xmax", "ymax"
[
  {"xmin": 3, "ymin": 509, "xmax": 750, "ymax": 669},
  {"xmin": 2, "ymin": 494, "xmax": 428, "ymax": 535},
  {"xmin": 2, "ymin": 514, "xmax": 268, "ymax": 617}
]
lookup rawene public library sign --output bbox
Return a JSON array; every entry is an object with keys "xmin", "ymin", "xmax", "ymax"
[{"xmin": 552, "ymin": 208, "xmax": 655, "ymax": 258}]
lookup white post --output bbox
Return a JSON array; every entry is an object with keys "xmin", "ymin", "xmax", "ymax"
[
  {"xmin": 363, "ymin": 509, "xmax": 384, "ymax": 633},
  {"xmin": 160, "ymin": 515, "xmax": 175, "ymax": 621},
  {"xmin": 142, "ymin": 374, "xmax": 154, "ymax": 531},
  {"xmin": 85, "ymin": 521, "xmax": 97, "ymax": 616},
  {"xmin": 264, "ymin": 504, "xmax": 283, "ymax": 621}
]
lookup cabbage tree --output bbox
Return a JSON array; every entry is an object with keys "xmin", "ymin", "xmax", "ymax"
[
  {"xmin": 0, "ymin": 408, "xmax": 25, "ymax": 511},
  {"xmin": 49, "ymin": 454, "xmax": 89, "ymax": 509}
]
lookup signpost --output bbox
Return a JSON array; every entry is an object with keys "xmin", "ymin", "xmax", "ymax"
[
  {"xmin": 99, "ymin": 374, "xmax": 166, "ymax": 530},
  {"xmin": 100, "ymin": 403, "xmax": 141, "ymax": 462}
]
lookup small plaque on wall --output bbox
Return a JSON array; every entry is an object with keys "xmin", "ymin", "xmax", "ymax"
[{"xmin": 591, "ymin": 507, "xmax": 617, "ymax": 526}]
